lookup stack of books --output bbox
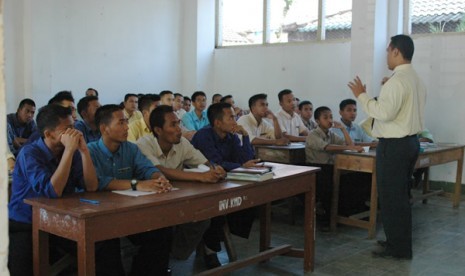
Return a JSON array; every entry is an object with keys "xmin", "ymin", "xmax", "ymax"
[{"xmin": 226, "ymin": 166, "xmax": 274, "ymax": 182}]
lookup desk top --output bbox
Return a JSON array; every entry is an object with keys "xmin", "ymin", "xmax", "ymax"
[
  {"xmin": 25, "ymin": 163, "xmax": 319, "ymax": 219},
  {"xmin": 338, "ymin": 143, "xmax": 464, "ymax": 158}
]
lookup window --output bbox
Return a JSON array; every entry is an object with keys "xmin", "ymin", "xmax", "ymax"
[
  {"xmin": 409, "ymin": 0, "xmax": 465, "ymax": 35},
  {"xmin": 216, "ymin": 0, "xmax": 352, "ymax": 47}
]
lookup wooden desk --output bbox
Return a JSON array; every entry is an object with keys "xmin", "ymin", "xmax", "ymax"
[
  {"xmin": 25, "ymin": 163, "xmax": 318, "ymax": 276},
  {"xmin": 330, "ymin": 144, "xmax": 464, "ymax": 238},
  {"xmin": 255, "ymin": 143, "xmax": 306, "ymax": 164}
]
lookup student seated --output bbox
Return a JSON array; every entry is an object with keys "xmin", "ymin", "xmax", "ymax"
[
  {"xmin": 276, "ymin": 89, "xmax": 309, "ymax": 142},
  {"xmin": 88, "ymin": 104, "xmax": 173, "ymax": 275},
  {"xmin": 160, "ymin": 90, "xmax": 175, "ymax": 106},
  {"xmin": 181, "ymin": 91, "xmax": 209, "ymax": 132},
  {"xmin": 8, "ymin": 104, "xmax": 123, "ymax": 276},
  {"xmin": 237, "ymin": 93, "xmax": 289, "ymax": 145},
  {"xmin": 191, "ymin": 102, "xmax": 259, "ymax": 269},
  {"xmin": 136, "ymin": 105, "xmax": 226, "ymax": 260},
  {"xmin": 299, "ymin": 100, "xmax": 317, "ymax": 131},
  {"xmin": 123, "ymin": 93, "xmax": 143, "ymax": 124},
  {"xmin": 306, "ymin": 106, "xmax": 370, "ymax": 221},
  {"xmin": 211, "ymin": 93, "xmax": 222, "ymax": 104},
  {"xmin": 85, "ymin": 87, "xmax": 99, "ymax": 97},
  {"xmin": 220, "ymin": 95, "xmax": 243, "ymax": 119},
  {"xmin": 7, "ymin": 98, "xmax": 37, "ymax": 156},
  {"xmin": 332, "ymin": 99, "xmax": 377, "ymax": 147},
  {"xmin": 183, "ymin": 96, "xmax": 192, "ymax": 112},
  {"xmin": 127, "ymin": 94, "xmax": 160, "ymax": 142},
  {"xmin": 173, "ymin": 93, "xmax": 187, "ymax": 119},
  {"xmin": 75, "ymin": 95, "xmax": 102, "ymax": 143}
]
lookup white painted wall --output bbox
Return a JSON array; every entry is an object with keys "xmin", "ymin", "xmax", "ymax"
[{"xmin": 4, "ymin": 0, "xmax": 183, "ymax": 111}]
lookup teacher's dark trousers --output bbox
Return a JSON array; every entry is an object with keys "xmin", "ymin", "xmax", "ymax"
[{"xmin": 376, "ymin": 135, "xmax": 419, "ymax": 257}]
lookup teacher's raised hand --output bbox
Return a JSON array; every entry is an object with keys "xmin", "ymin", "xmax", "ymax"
[{"xmin": 347, "ymin": 76, "xmax": 367, "ymax": 98}]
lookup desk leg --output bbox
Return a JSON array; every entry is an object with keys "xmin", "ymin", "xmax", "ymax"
[
  {"xmin": 304, "ymin": 174, "xmax": 316, "ymax": 272},
  {"xmin": 330, "ymin": 168, "xmax": 341, "ymax": 231},
  {"xmin": 368, "ymin": 170, "xmax": 378, "ymax": 239},
  {"xmin": 422, "ymin": 168, "xmax": 430, "ymax": 204},
  {"xmin": 259, "ymin": 203, "xmax": 271, "ymax": 252},
  {"xmin": 453, "ymin": 152, "xmax": 464, "ymax": 208},
  {"xmin": 77, "ymin": 237, "xmax": 95, "ymax": 276},
  {"xmin": 32, "ymin": 209, "xmax": 49, "ymax": 276}
]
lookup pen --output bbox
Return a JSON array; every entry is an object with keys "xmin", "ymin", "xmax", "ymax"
[{"xmin": 80, "ymin": 198, "xmax": 100, "ymax": 205}]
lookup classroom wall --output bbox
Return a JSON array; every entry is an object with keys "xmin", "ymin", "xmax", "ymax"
[{"xmin": 4, "ymin": 0, "xmax": 183, "ymax": 110}]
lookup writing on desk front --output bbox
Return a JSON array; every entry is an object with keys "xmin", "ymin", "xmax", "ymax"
[{"xmin": 219, "ymin": 195, "xmax": 247, "ymax": 211}]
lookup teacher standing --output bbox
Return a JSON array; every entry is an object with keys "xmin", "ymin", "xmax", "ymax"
[{"xmin": 348, "ymin": 34, "xmax": 426, "ymax": 259}]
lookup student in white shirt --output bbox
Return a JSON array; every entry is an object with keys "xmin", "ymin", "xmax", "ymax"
[{"xmin": 276, "ymin": 89, "xmax": 309, "ymax": 142}]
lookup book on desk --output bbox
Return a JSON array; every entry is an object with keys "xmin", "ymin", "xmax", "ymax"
[{"xmin": 226, "ymin": 166, "xmax": 274, "ymax": 182}]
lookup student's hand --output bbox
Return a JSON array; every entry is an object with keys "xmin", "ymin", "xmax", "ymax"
[
  {"xmin": 13, "ymin": 137, "xmax": 28, "ymax": 149},
  {"xmin": 213, "ymin": 165, "xmax": 226, "ymax": 176},
  {"xmin": 275, "ymin": 137, "xmax": 290, "ymax": 146},
  {"xmin": 7, "ymin": 158, "xmax": 15, "ymax": 173},
  {"xmin": 381, "ymin": 76, "xmax": 390, "ymax": 85},
  {"xmin": 348, "ymin": 145, "xmax": 364, "ymax": 152},
  {"xmin": 232, "ymin": 125, "xmax": 248, "ymax": 136},
  {"xmin": 265, "ymin": 110, "xmax": 276, "ymax": 119},
  {"xmin": 138, "ymin": 178, "xmax": 172, "ymax": 193},
  {"xmin": 347, "ymin": 76, "xmax": 367, "ymax": 98},
  {"xmin": 60, "ymin": 128, "xmax": 82, "ymax": 152},
  {"xmin": 199, "ymin": 170, "xmax": 224, "ymax": 183},
  {"xmin": 242, "ymin": 159, "xmax": 261, "ymax": 168},
  {"xmin": 332, "ymin": 122, "xmax": 345, "ymax": 130},
  {"xmin": 77, "ymin": 132, "xmax": 89, "ymax": 153}
]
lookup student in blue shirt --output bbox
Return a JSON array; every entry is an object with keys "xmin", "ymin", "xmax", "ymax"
[
  {"xmin": 7, "ymin": 98, "xmax": 37, "ymax": 156},
  {"xmin": 181, "ymin": 91, "xmax": 209, "ymax": 131},
  {"xmin": 75, "ymin": 95, "xmax": 102, "ymax": 143},
  {"xmin": 191, "ymin": 102, "xmax": 259, "ymax": 268},
  {"xmin": 332, "ymin": 99, "xmax": 377, "ymax": 147},
  {"xmin": 8, "ymin": 104, "xmax": 123, "ymax": 276},
  {"xmin": 88, "ymin": 104, "xmax": 173, "ymax": 276}
]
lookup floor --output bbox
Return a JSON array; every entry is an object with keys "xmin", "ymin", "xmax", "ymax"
[{"xmin": 170, "ymin": 190, "xmax": 465, "ymax": 275}]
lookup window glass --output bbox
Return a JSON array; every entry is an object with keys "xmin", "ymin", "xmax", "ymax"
[
  {"xmin": 411, "ymin": 0, "xmax": 465, "ymax": 34},
  {"xmin": 325, "ymin": 0, "xmax": 352, "ymax": 40},
  {"xmin": 270, "ymin": 0, "xmax": 319, "ymax": 43},
  {"xmin": 220, "ymin": 0, "xmax": 264, "ymax": 46}
]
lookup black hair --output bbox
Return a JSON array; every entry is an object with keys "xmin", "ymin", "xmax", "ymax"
[
  {"xmin": 278, "ymin": 89, "xmax": 293, "ymax": 102},
  {"xmin": 36, "ymin": 104, "xmax": 72, "ymax": 137},
  {"xmin": 339, "ymin": 99, "xmax": 356, "ymax": 111},
  {"xmin": 48, "ymin": 91, "xmax": 75, "ymax": 105},
  {"xmin": 159, "ymin": 90, "xmax": 173, "ymax": 98},
  {"xmin": 314, "ymin": 106, "xmax": 331, "ymax": 120},
  {"xmin": 207, "ymin": 102, "xmax": 232, "ymax": 126},
  {"xmin": 124, "ymin": 93, "xmax": 138, "ymax": 102},
  {"xmin": 86, "ymin": 88, "xmax": 99, "ymax": 96},
  {"xmin": 212, "ymin": 93, "xmax": 222, "ymax": 101},
  {"xmin": 248, "ymin": 94, "xmax": 267, "ymax": 109},
  {"xmin": 220, "ymin": 95, "xmax": 233, "ymax": 103},
  {"xmin": 139, "ymin": 94, "xmax": 160, "ymax": 112},
  {"xmin": 191, "ymin": 91, "xmax": 206, "ymax": 102},
  {"xmin": 77, "ymin": 96, "xmax": 99, "ymax": 117},
  {"xmin": 183, "ymin": 96, "xmax": 191, "ymax": 102},
  {"xmin": 174, "ymin": 93, "xmax": 183, "ymax": 98},
  {"xmin": 149, "ymin": 105, "xmax": 174, "ymax": 132},
  {"xmin": 298, "ymin": 100, "xmax": 313, "ymax": 111},
  {"xmin": 18, "ymin": 98, "xmax": 36, "ymax": 109},
  {"xmin": 390, "ymin": 34, "xmax": 414, "ymax": 61},
  {"xmin": 95, "ymin": 104, "xmax": 123, "ymax": 128}
]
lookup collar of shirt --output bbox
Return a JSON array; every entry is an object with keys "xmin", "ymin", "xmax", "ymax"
[
  {"xmin": 247, "ymin": 112, "xmax": 262, "ymax": 127},
  {"xmin": 340, "ymin": 118, "xmax": 354, "ymax": 129},
  {"xmin": 393, "ymin": 63, "xmax": 412, "ymax": 73},
  {"xmin": 96, "ymin": 138, "xmax": 121, "ymax": 159},
  {"xmin": 208, "ymin": 126, "xmax": 233, "ymax": 143},
  {"xmin": 278, "ymin": 108, "xmax": 296, "ymax": 119},
  {"xmin": 315, "ymin": 126, "xmax": 330, "ymax": 139},
  {"xmin": 191, "ymin": 110, "xmax": 207, "ymax": 121},
  {"xmin": 151, "ymin": 135, "xmax": 178, "ymax": 159}
]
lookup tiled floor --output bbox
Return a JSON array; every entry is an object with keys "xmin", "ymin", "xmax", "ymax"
[{"xmin": 170, "ymin": 191, "xmax": 465, "ymax": 275}]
